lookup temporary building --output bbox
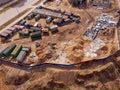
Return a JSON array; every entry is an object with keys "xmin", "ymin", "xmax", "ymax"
[
  {"xmin": 16, "ymin": 51, "xmax": 27, "ymax": 63},
  {"xmin": 4, "ymin": 30, "xmax": 13, "ymax": 36},
  {"xmin": 8, "ymin": 27, "xmax": 17, "ymax": 33},
  {"xmin": 2, "ymin": 44, "xmax": 16, "ymax": 56},
  {"xmin": 22, "ymin": 46, "xmax": 31, "ymax": 52},
  {"xmin": 11, "ymin": 45, "xmax": 23, "ymax": 57},
  {"xmin": 68, "ymin": 0, "xmax": 86, "ymax": 6},
  {"xmin": 46, "ymin": 16, "xmax": 53, "ymax": 24},
  {"xmin": 29, "ymin": 27, "xmax": 41, "ymax": 33},
  {"xmin": 0, "ymin": 45, "xmax": 8, "ymax": 55},
  {"xmin": 0, "ymin": 32, "xmax": 9, "ymax": 40},
  {"xmin": 19, "ymin": 20, "xmax": 26, "ymax": 25},
  {"xmin": 19, "ymin": 31, "xmax": 30, "ymax": 37},
  {"xmin": 49, "ymin": 25, "xmax": 58, "ymax": 33},
  {"xmin": 30, "ymin": 31, "xmax": 41, "ymax": 40},
  {"xmin": 27, "ymin": 13, "xmax": 35, "ymax": 20},
  {"xmin": 32, "ymin": 7, "xmax": 62, "ymax": 18},
  {"xmin": 14, "ymin": 25, "xmax": 24, "ymax": 30},
  {"xmin": 35, "ymin": 14, "xmax": 41, "ymax": 21}
]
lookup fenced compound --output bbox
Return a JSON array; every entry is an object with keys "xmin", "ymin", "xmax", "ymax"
[{"xmin": 0, "ymin": 49, "xmax": 119, "ymax": 71}]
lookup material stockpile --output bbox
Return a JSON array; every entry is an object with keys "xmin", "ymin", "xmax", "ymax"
[
  {"xmin": 84, "ymin": 38, "xmax": 105, "ymax": 58},
  {"xmin": 83, "ymin": 14, "xmax": 118, "ymax": 41}
]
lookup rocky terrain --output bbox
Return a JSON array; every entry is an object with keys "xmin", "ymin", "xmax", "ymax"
[{"xmin": 0, "ymin": 50, "xmax": 120, "ymax": 90}]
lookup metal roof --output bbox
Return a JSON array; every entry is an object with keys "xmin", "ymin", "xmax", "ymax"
[
  {"xmin": 16, "ymin": 51, "xmax": 27, "ymax": 63},
  {"xmin": 33, "ymin": 7, "xmax": 62, "ymax": 18},
  {"xmin": 0, "ymin": 45, "xmax": 8, "ymax": 54},
  {"xmin": 0, "ymin": 32, "xmax": 8, "ymax": 37}
]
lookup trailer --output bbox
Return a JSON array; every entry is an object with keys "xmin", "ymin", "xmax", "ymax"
[{"xmin": 19, "ymin": 20, "xmax": 26, "ymax": 26}]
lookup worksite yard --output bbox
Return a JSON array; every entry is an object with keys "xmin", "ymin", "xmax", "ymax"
[
  {"xmin": 0, "ymin": 0, "xmax": 120, "ymax": 90},
  {"xmin": 0, "ymin": 0, "xmax": 119, "ymax": 65}
]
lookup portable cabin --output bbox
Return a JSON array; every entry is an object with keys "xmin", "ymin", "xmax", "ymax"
[
  {"xmin": 8, "ymin": 26, "xmax": 17, "ymax": 33},
  {"xmin": 11, "ymin": 45, "xmax": 23, "ymax": 57},
  {"xmin": 16, "ymin": 51, "xmax": 27, "ymax": 63},
  {"xmin": 19, "ymin": 20, "xmax": 26, "ymax": 26},
  {"xmin": 92, "ymin": 0, "xmax": 110, "ymax": 7},
  {"xmin": 46, "ymin": 16, "xmax": 53, "ymax": 24},
  {"xmin": 0, "ymin": 45, "xmax": 8, "ymax": 55},
  {"xmin": 56, "ymin": 19, "xmax": 65, "ymax": 26},
  {"xmin": 22, "ymin": 46, "xmax": 31, "ymax": 53},
  {"xmin": 68, "ymin": 0, "xmax": 86, "ymax": 6},
  {"xmin": 14, "ymin": 25, "xmax": 24, "ymax": 30},
  {"xmin": 64, "ymin": 19, "xmax": 73, "ymax": 24},
  {"xmin": 0, "ymin": 32, "xmax": 9, "ymax": 40},
  {"xmin": 27, "ymin": 13, "xmax": 35, "ymax": 20},
  {"xmin": 35, "ymin": 14, "xmax": 41, "ymax": 21},
  {"xmin": 24, "ymin": 22, "xmax": 33, "ymax": 29},
  {"xmin": 19, "ymin": 31, "xmax": 30, "ymax": 37},
  {"xmin": 4, "ymin": 30, "xmax": 13, "ymax": 36},
  {"xmin": 32, "ymin": 7, "xmax": 62, "ymax": 18},
  {"xmin": 2, "ymin": 44, "xmax": 16, "ymax": 56},
  {"xmin": 29, "ymin": 27, "xmax": 41, "ymax": 33},
  {"xmin": 49, "ymin": 25, "xmax": 58, "ymax": 33},
  {"xmin": 30, "ymin": 32, "xmax": 41, "ymax": 40}
]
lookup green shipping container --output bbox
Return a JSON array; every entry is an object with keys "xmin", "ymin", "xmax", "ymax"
[
  {"xmin": 30, "ymin": 32, "xmax": 41, "ymax": 38},
  {"xmin": 3, "ymin": 44, "xmax": 16, "ymax": 56},
  {"xmin": 11, "ymin": 45, "xmax": 23, "ymax": 57}
]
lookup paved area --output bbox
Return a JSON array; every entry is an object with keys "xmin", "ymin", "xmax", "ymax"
[
  {"xmin": 0, "ymin": 0, "xmax": 39, "ymax": 26},
  {"xmin": 0, "ymin": 0, "xmax": 47, "ymax": 34},
  {"xmin": 0, "ymin": 0, "xmax": 17, "ymax": 10}
]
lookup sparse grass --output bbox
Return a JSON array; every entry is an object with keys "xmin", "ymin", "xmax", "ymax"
[
  {"xmin": 0, "ymin": 8, "xmax": 31, "ymax": 30},
  {"xmin": 33, "ymin": 0, "xmax": 41, "ymax": 6}
]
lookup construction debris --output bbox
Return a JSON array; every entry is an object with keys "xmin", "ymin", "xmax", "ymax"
[
  {"xmin": 84, "ymin": 38, "xmax": 105, "ymax": 58},
  {"xmin": 83, "ymin": 14, "xmax": 118, "ymax": 41}
]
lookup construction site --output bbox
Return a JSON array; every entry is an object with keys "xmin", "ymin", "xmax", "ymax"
[
  {"xmin": 0, "ymin": 0, "xmax": 120, "ymax": 90},
  {"xmin": 0, "ymin": 0, "xmax": 119, "ymax": 65}
]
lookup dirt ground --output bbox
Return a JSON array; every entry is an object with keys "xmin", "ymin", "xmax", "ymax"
[
  {"xmin": 0, "ymin": 0, "xmax": 119, "ymax": 65},
  {"xmin": 0, "ymin": 0, "xmax": 120, "ymax": 90}
]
